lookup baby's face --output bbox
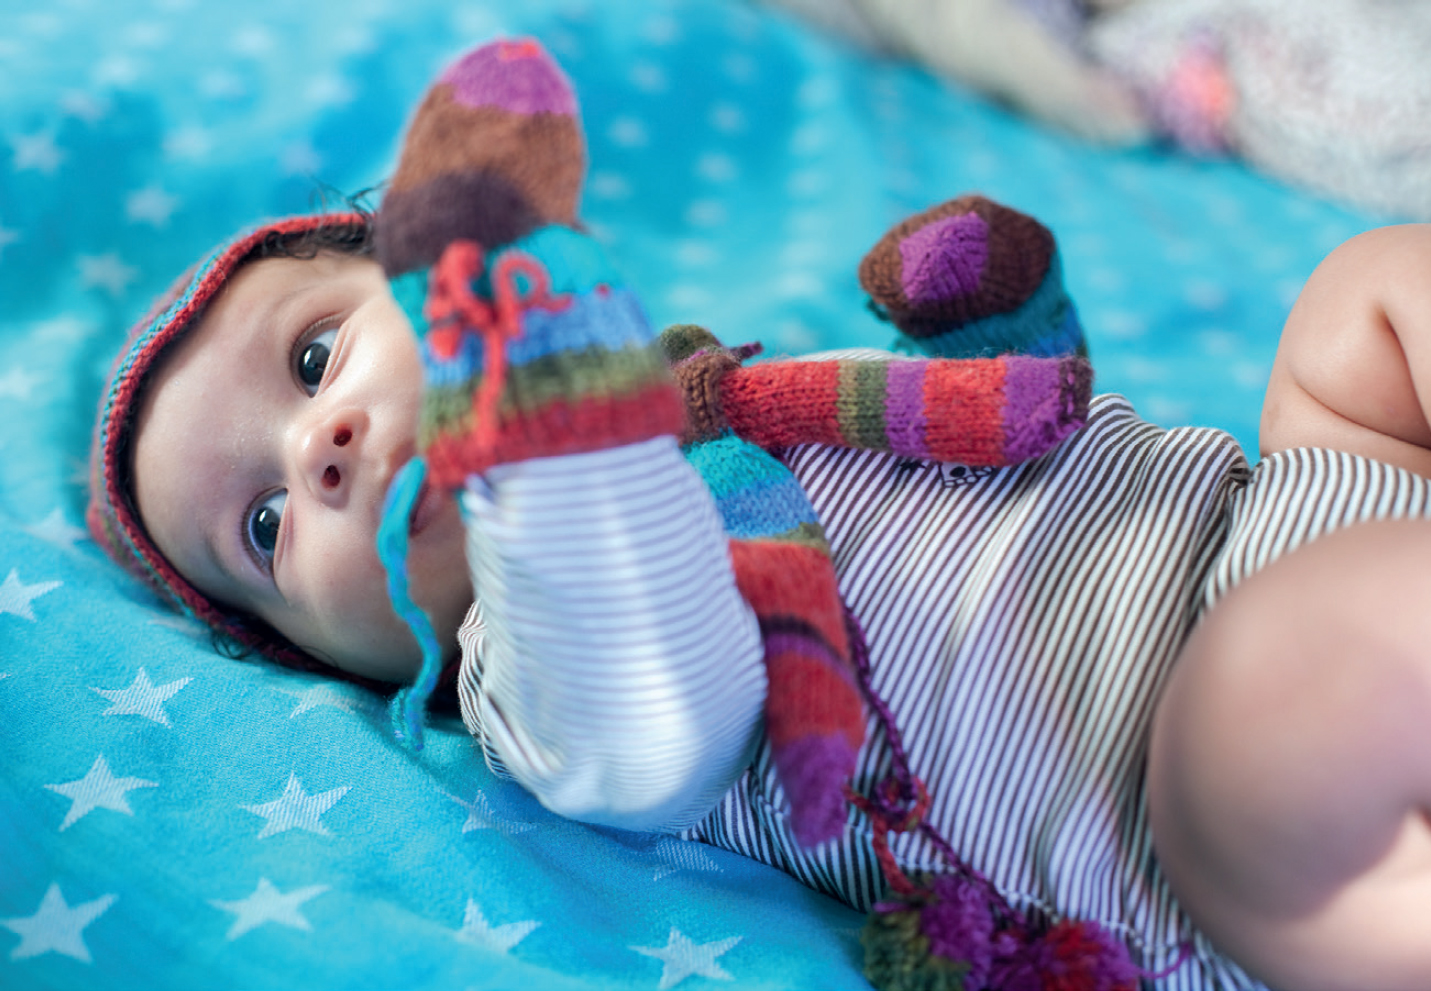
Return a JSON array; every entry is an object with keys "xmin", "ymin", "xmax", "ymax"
[{"xmin": 134, "ymin": 252, "xmax": 472, "ymax": 682}]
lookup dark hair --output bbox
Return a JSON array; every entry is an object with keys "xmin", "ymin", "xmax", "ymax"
[{"xmin": 248, "ymin": 193, "xmax": 377, "ymax": 263}]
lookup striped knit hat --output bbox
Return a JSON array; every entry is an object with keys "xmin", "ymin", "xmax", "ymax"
[{"xmin": 85, "ymin": 213, "xmax": 398, "ymax": 689}]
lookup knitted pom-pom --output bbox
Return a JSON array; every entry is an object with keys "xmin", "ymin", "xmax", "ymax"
[
  {"xmin": 990, "ymin": 920, "xmax": 1142, "ymax": 991},
  {"xmin": 862, "ymin": 874, "xmax": 1144, "ymax": 991},
  {"xmin": 862, "ymin": 898, "xmax": 974, "ymax": 991}
]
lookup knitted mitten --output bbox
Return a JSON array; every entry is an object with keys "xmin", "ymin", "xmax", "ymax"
[
  {"xmin": 376, "ymin": 38, "xmax": 683, "ymax": 490},
  {"xmin": 373, "ymin": 38, "xmax": 682, "ymax": 745},
  {"xmin": 859, "ymin": 194, "xmax": 1087, "ymax": 360},
  {"xmin": 661, "ymin": 317, "xmax": 1092, "ymax": 848}
]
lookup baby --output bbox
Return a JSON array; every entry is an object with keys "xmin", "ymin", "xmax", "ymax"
[{"xmin": 90, "ymin": 38, "xmax": 1431, "ymax": 991}]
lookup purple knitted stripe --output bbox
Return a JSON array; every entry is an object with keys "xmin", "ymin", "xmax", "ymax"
[
  {"xmin": 775, "ymin": 734, "xmax": 859, "ymax": 847},
  {"xmin": 762, "ymin": 630, "xmax": 853, "ymax": 683},
  {"xmin": 899, "ymin": 211, "xmax": 988, "ymax": 305},
  {"xmin": 883, "ymin": 360, "xmax": 930, "ymax": 459},
  {"xmin": 442, "ymin": 40, "xmax": 577, "ymax": 116},
  {"xmin": 1001, "ymin": 354, "xmax": 1073, "ymax": 462}
]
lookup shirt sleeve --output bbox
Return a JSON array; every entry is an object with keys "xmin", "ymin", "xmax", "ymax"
[{"xmin": 453, "ymin": 435, "xmax": 767, "ymax": 833}]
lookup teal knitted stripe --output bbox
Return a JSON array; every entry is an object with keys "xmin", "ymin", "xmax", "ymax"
[
  {"xmin": 480, "ymin": 225, "xmax": 621, "ymax": 297},
  {"xmin": 684, "ymin": 434, "xmax": 820, "ymax": 539},
  {"xmin": 389, "ymin": 268, "xmax": 432, "ymax": 340}
]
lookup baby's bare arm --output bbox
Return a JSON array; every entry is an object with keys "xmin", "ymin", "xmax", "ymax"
[{"xmin": 1261, "ymin": 224, "xmax": 1431, "ymax": 476}]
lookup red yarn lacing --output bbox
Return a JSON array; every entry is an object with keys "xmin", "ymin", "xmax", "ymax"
[{"xmin": 424, "ymin": 239, "xmax": 568, "ymax": 458}]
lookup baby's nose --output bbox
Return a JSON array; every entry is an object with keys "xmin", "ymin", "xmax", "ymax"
[
  {"xmin": 299, "ymin": 412, "xmax": 366, "ymax": 501},
  {"xmin": 321, "ymin": 427, "xmax": 352, "ymax": 488}
]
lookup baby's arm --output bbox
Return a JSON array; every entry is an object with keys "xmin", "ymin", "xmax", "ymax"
[
  {"xmin": 1261, "ymin": 224, "xmax": 1431, "ymax": 477},
  {"xmin": 455, "ymin": 440, "xmax": 766, "ymax": 832},
  {"xmin": 376, "ymin": 40, "xmax": 766, "ymax": 831}
]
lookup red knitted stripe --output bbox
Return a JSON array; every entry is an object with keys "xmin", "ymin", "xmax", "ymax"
[
  {"xmin": 422, "ymin": 382, "xmax": 684, "ymax": 486},
  {"xmin": 719, "ymin": 361, "xmax": 845, "ymax": 449},
  {"xmin": 727, "ymin": 539, "xmax": 849, "ymax": 658},
  {"xmin": 764, "ymin": 651, "xmax": 865, "ymax": 748},
  {"xmin": 921, "ymin": 356, "xmax": 1007, "ymax": 464}
]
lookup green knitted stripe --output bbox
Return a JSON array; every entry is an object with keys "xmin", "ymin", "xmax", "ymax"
[
  {"xmin": 836, "ymin": 360, "xmax": 890, "ymax": 451},
  {"xmin": 420, "ymin": 342, "xmax": 669, "ymax": 434},
  {"xmin": 772, "ymin": 521, "xmax": 833, "ymax": 556}
]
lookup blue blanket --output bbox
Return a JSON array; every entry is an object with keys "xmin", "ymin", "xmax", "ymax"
[{"xmin": 0, "ymin": 1, "xmax": 1382, "ymax": 988}]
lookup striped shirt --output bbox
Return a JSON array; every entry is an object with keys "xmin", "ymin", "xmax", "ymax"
[{"xmin": 457, "ymin": 394, "xmax": 1431, "ymax": 991}]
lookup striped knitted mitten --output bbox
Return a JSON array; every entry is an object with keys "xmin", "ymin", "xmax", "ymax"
[
  {"xmin": 661, "ymin": 322, "xmax": 1091, "ymax": 846},
  {"xmin": 376, "ymin": 38, "xmax": 683, "ymax": 490},
  {"xmin": 372, "ymin": 38, "xmax": 682, "ymax": 745},
  {"xmin": 860, "ymin": 195, "xmax": 1087, "ymax": 360}
]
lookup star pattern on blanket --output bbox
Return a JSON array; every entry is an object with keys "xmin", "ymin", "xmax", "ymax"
[
  {"xmin": 0, "ymin": 569, "xmax": 61, "ymax": 621},
  {"xmin": 448, "ymin": 789, "xmax": 537, "ymax": 836},
  {"xmin": 9, "ymin": 131, "xmax": 63, "ymax": 174},
  {"xmin": 630, "ymin": 927, "xmax": 742, "ymax": 989},
  {"xmin": 22, "ymin": 508, "xmax": 87, "ymax": 548},
  {"xmin": 1, "ymin": 883, "xmax": 116, "ymax": 963},
  {"xmin": 45, "ymin": 755, "xmax": 158, "ymax": 832},
  {"xmin": 124, "ymin": 185, "xmax": 180, "ymax": 227},
  {"xmin": 0, "ymin": 221, "xmax": 19, "ymax": 260},
  {"xmin": 92, "ymin": 667, "xmax": 192, "ymax": 727},
  {"xmin": 651, "ymin": 838, "xmax": 722, "ymax": 881},
  {"xmin": 76, "ymin": 253, "xmax": 138, "ymax": 298},
  {"xmin": 209, "ymin": 878, "xmax": 329, "ymax": 941},
  {"xmin": 242, "ymin": 773, "xmax": 351, "ymax": 839},
  {"xmin": 284, "ymin": 683, "xmax": 380, "ymax": 718},
  {"xmin": 0, "ymin": 367, "xmax": 42, "ymax": 402},
  {"xmin": 453, "ymin": 900, "xmax": 540, "ymax": 953}
]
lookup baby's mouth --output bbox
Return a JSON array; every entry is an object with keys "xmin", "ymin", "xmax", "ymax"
[{"xmin": 407, "ymin": 478, "xmax": 442, "ymax": 538}]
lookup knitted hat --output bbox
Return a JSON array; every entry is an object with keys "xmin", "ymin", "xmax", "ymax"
[{"xmin": 85, "ymin": 213, "xmax": 401, "ymax": 691}]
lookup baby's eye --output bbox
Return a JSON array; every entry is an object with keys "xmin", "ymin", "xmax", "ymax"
[
  {"xmin": 296, "ymin": 326, "xmax": 338, "ymax": 395},
  {"xmin": 247, "ymin": 490, "xmax": 287, "ymax": 564}
]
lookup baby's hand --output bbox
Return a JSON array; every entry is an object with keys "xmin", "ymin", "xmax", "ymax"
[{"xmin": 374, "ymin": 39, "xmax": 683, "ymax": 489}]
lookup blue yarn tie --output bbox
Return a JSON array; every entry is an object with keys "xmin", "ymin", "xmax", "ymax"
[{"xmin": 376, "ymin": 455, "xmax": 443, "ymax": 749}]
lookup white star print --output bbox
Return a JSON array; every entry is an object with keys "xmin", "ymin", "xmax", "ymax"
[
  {"xmin": 93, "ymin": 667, "xmax": 191, "ymax": 727},
  {"xmin": 125, "ymin": 186, "xmax": 179, "ymax": 227},
  {"xmin": 453, "ymin": 900, "xmax": 540, "ymax": 953},
  {"xmin": 59, "ymin": 91, "xmax": 107, "ymax": 124},
  {"xmin": 0, "ymin": 220, "xmax": 19, "ymax": 259},
  {"xmin": 0, "ymin": 366, "xmax": 41, "ymax": 401},
  {"xmin": 29, "ymin": 313, "xmax": 90, "ymax": 343},
  {"xmin": 77, "ymin": 253, "xmax": 138, "ymax": 297},
  {"xmin": 0, "ymin": 568, "xmax": 61, "ymax": 621},
  {"xmin": 93, "ymin": 55, "xmax": 141, "ymax": 88},
  {"xmin": 651, "ymin": 838, "xmax": 722, "ymax": 881},
  {"xmin": 45, "ymin": 755, "xmax": 157, "ymax": 831},
  {"xmin": 285, "ymin": 683, "xmax": 377, "ymax": 718},
  {"xmin": 24, "ymin": 508, "xmax": 87, "ymax": 548},
  {"xmin": 305, "ymin": 74, "xmax": 354, "ymax": 108},
  {"xmin": 164, "ymin": 125, "xmax": 213, "ymax": 160},
  {"xmin": 447, "ymin": 789, "xmax": 535, "ymax": 836},
  {"xmin": 630, "ymin": 927, "xmax": 742, "ymax": 989},
  {"xmin": 2, "ymin": 884, "xmax": 116, "ymax": 962},
  {"xmin": 210, "ymin": 878, "xmax": 328, "ymax": 941},
  {"xmin": 242, "ymin": 773, "xmax": 350, "ymax": 839},
  {"xmin": 11, "ymin": 131, "xmax": 63, "ymax": 174},
  {"xmin": 280, "ymin": 139, "xmax": 323, "ymax": 176}
]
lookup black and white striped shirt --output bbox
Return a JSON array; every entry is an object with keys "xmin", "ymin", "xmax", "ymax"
[{"xmin": 458, "ymin": 393, "xmax": 1431, "ymax": 991}]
